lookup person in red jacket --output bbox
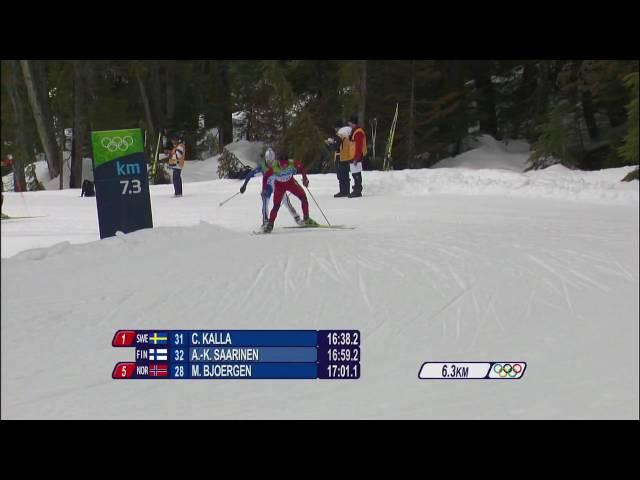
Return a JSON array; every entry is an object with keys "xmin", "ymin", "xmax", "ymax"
[
  {"xmin": 347, "ymin": 116, "xmax": 366, "ymax": 197},
  {"xmin": 261, "ymin": 152, "xmax": 318, "ymax": 233},
  {"xmin": 2, "ymin": 154, "xmax": 22, "ymax": 192}
]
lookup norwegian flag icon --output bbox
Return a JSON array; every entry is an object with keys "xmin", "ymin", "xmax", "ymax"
[{"xmin": 149, "ymin": 363, "xmax": 168, "ymax": 377}]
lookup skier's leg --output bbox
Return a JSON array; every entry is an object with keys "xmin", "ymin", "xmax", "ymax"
[
  {"xmin": 261, "ymin": 186, "xmax": 272, "ymax": 225},
  {"xmin": 268, "ymin": 183, "xmax": 285, "ymax": 224},
  {"xmin": 283, "ymin": 192, "xmax": 302, "ymax": 224},
  {"xmin": 283, "ymin": 193, "xmax": 297, "ymax": 216},
  {"xmin": 288, "ymin": 180, "xmax": 309, "ymax": 219}
]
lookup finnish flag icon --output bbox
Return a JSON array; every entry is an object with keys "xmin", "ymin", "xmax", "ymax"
[{"xmin": 149, "ymin": 348, "xmax": 168, "ymax": 361}]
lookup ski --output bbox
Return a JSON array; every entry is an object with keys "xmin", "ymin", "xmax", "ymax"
[
  {"xmin": 1, "ymin": 215, "xmax": 48, "ymax": 220},
  {"xmin": 283, "ymin": 224, "xmax": 355, "ymax": 230},
  {"xmin": 253, "ymin": 225, "xmax": 355, "ymax": 235}
]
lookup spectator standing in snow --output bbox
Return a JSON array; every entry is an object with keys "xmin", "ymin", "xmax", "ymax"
[
  {"xmin": 1, "ymin": 154, "xmax": 21, "ymax": 192},
  {"xmin": 334, "ymin": 122, "xmax": 352, "ymax": 197},
  {"xmin": 347, "ymin": 115, "xmax": 367, "ymax": 197},
  {"xmin": 167, "ymin": 134, "xmax": 185, "ymax": 197}
]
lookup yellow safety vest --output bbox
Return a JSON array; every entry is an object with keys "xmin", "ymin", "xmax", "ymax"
[{"xmin": 338, "ymin": 127, "xmax": 368, "ymax": 162}]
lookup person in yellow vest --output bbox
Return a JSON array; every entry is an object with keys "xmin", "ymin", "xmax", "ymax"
[
  {"xmin": 335, "ymin": 122, "xmax": 352, "ymax": 197},
  {"xmin": 167, "ymin": 134, "xmax": 185, "ymax": 197},
  {"xmin": 347, "ymin": 115, "xmax": 367, "ymax": 198}
]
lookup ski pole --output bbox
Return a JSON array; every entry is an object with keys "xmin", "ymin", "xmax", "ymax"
[
  {"xmin": 219, "ymin": 191, "xmax": 241, "ymax": 207},
  {"xmin": 304, "ymin": 186, "xmax": 331, "ymax": 226}
]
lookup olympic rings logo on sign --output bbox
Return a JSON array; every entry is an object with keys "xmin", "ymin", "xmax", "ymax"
[
  {"xmin": 493, "ymin": 363, "xmax": 523, "ymax": 378},
  {"xmin": 101, "ymin": 136, "xmax": 134, "ymax": 153}
]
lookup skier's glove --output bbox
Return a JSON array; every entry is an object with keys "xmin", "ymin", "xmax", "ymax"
[
  {"xmin": 303, "ymin": 177, "xmax": 309, "ymax": 187},
  {"xmin": 240, "ymin": 184, "xmax": 246, "ymax": 194}
]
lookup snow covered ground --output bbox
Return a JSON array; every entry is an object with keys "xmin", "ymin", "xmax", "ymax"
[
  {"xmin": 1, "ymin": 140, "xmax": 638, "ymax": 419},
  {"xmin": 432, "ymin": 135, "xmax": 532, "ymax": 172}
]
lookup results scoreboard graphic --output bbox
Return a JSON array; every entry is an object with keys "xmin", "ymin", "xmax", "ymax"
[{"xmin": 112, "ymin": 330, "xmax": 360, "ymax": 380}]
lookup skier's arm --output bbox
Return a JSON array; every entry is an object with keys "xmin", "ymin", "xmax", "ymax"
[
  {"xmin": 294, "ymin": 160, "xmax": 309, "ymax": 187},
  {"xmin": 240, "ymin": 167, "xmax": 262, "ymax": 193}
]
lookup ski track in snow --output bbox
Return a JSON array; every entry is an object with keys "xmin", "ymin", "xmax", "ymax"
[{"xmin": 1, "ymin": 162, "xmax": 639, "ymax": 419}]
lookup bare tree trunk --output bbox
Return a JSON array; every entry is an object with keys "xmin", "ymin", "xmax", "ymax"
[
  {"xmin": 20, "ymin": 60, "xmax": 60, "ymax": 179},
  {"xmin": 247, "ymin": 105, "xmax": 253, "ymax": 140},
  {"xmin": 59, "ymin": 138, "xmax": 64, "ymax": 190},
  {"xmin": 135, "ymin": 70, "xmax": 157, "ymax": 142},
  {"xmin": 5, "ymin": 60, "xmax": 28, "ymax": 191},
  {"xmin": 70, "ymin": 60, "xmax": 87, "ymax": 189},
  {"xmin": 407, "ymin": 61, "xmax": 415, "ymax": 167},
  {"xmin": 581, "ymin": 90, "xmax": 599, "ymax": 140},
  {"xmin": 471, "ymin": 60, "xmax": 499, "ymax": 139},
  {"xmin": 219, "ymin": 60, "xmax": 233, "ymax": 147},
  {"xmin": 358, "ymin": 60, "xmax": 367, "ymax": 126},
  {"xmin": 166, "ymin": 61, "xmax": 175, "ymax": 125},
  {"xmin": 150, "ymin": 60, "xmax": 164, "ymax": 127}
]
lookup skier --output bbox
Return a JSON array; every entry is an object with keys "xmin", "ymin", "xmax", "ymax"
[
  {"xmin": 261, "ymin": 151, "xmax": 318, "ymax": 233},
  {"xmin": 239, "ymin": 147, "xmax": 304, "ymax": 227}
]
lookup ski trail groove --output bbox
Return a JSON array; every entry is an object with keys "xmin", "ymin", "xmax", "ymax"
[{"xmin": 357, "ymin": 270, "xmax": 374, "ymax": 312}]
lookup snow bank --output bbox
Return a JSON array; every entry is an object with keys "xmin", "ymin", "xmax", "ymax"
[
  {"xmin": 2, "ymin": 190, "xmax": 637, "ymax": 419},
  {"xmin": 431, "ymin": 135, "xmax": 532, "ymax": 172},
  {"xmin": 3, "ymin": 157, "xmax": 94, "ymax": 192},
  {"xmin": 365, "ymin": 166, "xmax": 639, "ymax": 206},
  {"xmin": 182, "ymin": 140, "xmax": 264, "ymax": 183}
]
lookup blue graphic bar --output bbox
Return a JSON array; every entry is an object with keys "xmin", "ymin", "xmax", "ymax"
[
  {"xmin": 187, "ymin": 347, "xmax": 318, "ymax": 363},
  {"xmin": 134, "ymin": 330, "xmax": 318, "ymax": 347},
  {"xmin": 167, "ymin": 362, "xmax": 318, "ymax": 379}
]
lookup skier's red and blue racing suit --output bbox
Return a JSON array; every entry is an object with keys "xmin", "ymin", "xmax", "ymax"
[
  {"xmin": 242, "ymin": 162, "xmax": 299, "ymax": 224},
  {"xmin": 263, "ymin": 159, "xmax": 309, "ymax": 225}
]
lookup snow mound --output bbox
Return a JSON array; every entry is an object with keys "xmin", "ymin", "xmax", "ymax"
[
  {"xmin": 431, "ymin": 135, "xmax": 531, "ymax": 172},
  {"xmin": 364, "ymin": 165, "xmax": 639, "ymax": 206},
  {"xmin": 3, "ymin": 158, "xmax": 94, "ymax": 192},
  {"xmin": 182, "ymin": 140, "xmax": 264, "ymax": 183}
]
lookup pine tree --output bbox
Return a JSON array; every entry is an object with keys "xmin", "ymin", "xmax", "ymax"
[
  {"xmin": 527, "ymin": 103, "xmax": 576, "ymax": 170},
  {"xmin": 413, "ymin": 61, "xmax": 476, "ymax": 166},
  {"xmin": 282, "ymin": 110, "xmax": 326, "ymax": 173},
  {"xmin": 619, "ymin": 71, "xmax": 639, "ymax": 181}
]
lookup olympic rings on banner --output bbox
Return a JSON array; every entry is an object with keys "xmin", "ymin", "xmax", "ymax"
[{"xmin": 101, "ymin": 136, "xmax": 134, "ymax": 152}]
